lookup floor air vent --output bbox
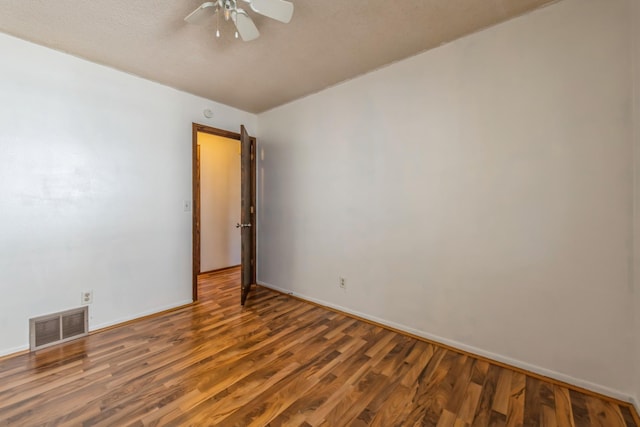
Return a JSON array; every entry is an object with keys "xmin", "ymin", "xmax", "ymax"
[{"xmin": 29, "ymin": 307, "xmax": 88, "ymax": 351}]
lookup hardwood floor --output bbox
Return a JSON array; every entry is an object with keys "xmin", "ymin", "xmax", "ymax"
[{"xmin": 0, "ymin": 267, "xmax": 637, "ymax": 426}]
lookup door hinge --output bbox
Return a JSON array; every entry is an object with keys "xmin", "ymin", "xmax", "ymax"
[{"xmin": 250, "ymin": 205, "xmax": 254, "ymax": 214}]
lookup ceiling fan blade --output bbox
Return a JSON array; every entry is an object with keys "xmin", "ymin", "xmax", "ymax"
[
  {"xmin": 185, "ymin": 2, "xmax": 218, "ymax": 25},
  {"xmin": 233, "ymin": 9, "xmax": 260, "ymax": 41},
  {"xmin": 249, "ymin": 0, "xmax": 293, "ymax": 23}
]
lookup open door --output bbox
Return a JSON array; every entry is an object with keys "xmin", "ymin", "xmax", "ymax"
[
  {"xmin": 192, "ymin": 123, "xmax": 255, "ymax": 304},
  {"xmin": 238, "ymin": 125, "xmax": 256, "ymax": 305}
]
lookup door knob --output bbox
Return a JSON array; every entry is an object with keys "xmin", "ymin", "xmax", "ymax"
[{"xmin": 236, "ymin": 223, "xmax": 252, "ymax": 228}]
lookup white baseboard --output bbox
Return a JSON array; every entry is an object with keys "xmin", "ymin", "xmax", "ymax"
[
  {"xmin": 91, "ymin": 299, "xmax": 193, "ymax": 332},
  {"xmin": 258, "ymin": 281, "xmax": 634, "ymax": 404},
  {"xmin": 0, "ymin": 344, "xmax": 29, "ymax": 358}
]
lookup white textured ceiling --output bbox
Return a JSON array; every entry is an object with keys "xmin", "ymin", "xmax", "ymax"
[{"xmin": 0, "ymin": 0, "xmax": 556, "ymax": 113}]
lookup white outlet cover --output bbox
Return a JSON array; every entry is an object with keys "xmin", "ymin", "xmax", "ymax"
[{"xmin": 81, "ymin": 291, "xmax": 93, "ymax": 304}]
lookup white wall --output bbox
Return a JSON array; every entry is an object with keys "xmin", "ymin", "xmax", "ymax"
[
  {"xmin": 199, "ymin": 133, "xmax": 241, "ymax": 272},
  {"xmin": 257, "ymin": 0, "xmax": 636, "ymax": 400},
  {"xmin": 0, "ymin": 32, "xmax": 256, "ymax": 356},
  {"xmin": 633, "ymin": 0, "xmax": 640, "ymax": 411}
]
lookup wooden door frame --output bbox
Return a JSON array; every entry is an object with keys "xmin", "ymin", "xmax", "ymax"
[{"xmin": 192, "ymin": 123, "xmax": 241, "ymax": 302}]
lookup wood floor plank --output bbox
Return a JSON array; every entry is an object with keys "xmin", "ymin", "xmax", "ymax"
[
  {"xmin": 542, "ymin": 404, "xmax": 559, "ymax": 427},
  {"xmin": 620, "ymin": 405, "xmax": 639, "ymax": 427},
  {"xmin": 570, "ymin": 389, "xmax": 593, "ymax": 426},
  {"xmin": 214, "ymin": 319, "xmax": 373, "ymax": 426},
  {"xmin": 438, "ymin": 409, "xmax": 458, "ymax": 427},
  {"xmin": 524, "ymin": 376, "xmax": 543, "ymax": 427},
  {"xmin": 470, "ymin": 359, "xmax": 490, "ymax": 386},
  {"xmin": 268, "ymin": 347, "xmax": 371, "ymax": 426},
  {"xmin": 493, "ymin": 369, "xmax": 514, "ymax": 416},
  {"xmin": 328, "ymin": 337, "xmax": 418, "ymax": 426},
  {"xmin": 352, "ymin": 342, "xmax": 433, "ymax": 426},
  {"xmin": 268, "ymin": 372, "xmax": 343, "ymax": 427},
  {"xmin": 0, "ymin": 267, "xmax": 635, "ymax": 427},
  {"xmin": 471, "ymin": 363, "xmax": 502, "ymax": 427},
  {"xmin": 456, "ymin": 381, "xmax": 483, "ymax": 425},
  {"xmin": 584, "ymin": 395, "xmax": 627, "ymax": 427},
  {"xmin": 370, "ymin": 346, "xmax": 449, "ymax": 426},
  {"xmin": 506, "ymin": 372, "xmax": 526, "ymax": 427},
  {"xmin": 405, "ymin": 350, "xmax": 462, "ymax": 425},
  {"xmin": 490, "ymin": 410, "xmax": 508, "ymax": 427},
  {"xmin": 366, "ymin": 345, "xmax": 443, "ymax": 426},
  {"xmin": 555, "ymin": 385, "xmax": 577, "ymax": 427},
  {"xmin": 447, "ymin": 356, "xmax": 476, "ymax": 415},
  {"xmin": 318, "ymin": 370, "xmax": 390, "ymax": 426}
]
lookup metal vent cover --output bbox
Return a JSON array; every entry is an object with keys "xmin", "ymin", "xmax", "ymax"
[{"xmin": 29, "ymin": 307, "xmax": 88, "ymax": 351}]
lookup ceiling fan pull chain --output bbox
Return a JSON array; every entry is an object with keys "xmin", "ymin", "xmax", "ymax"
[{"xmin": 216, "ymin": 7, "xmax": 220, "ymax": 38}]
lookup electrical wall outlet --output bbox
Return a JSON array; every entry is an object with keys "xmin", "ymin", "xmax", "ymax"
[
  {"xmin": 81, "ymin": 290, "xmax": 93, "ymax": 305},
  {"xmin": 339, "ymin": 277, "xmax": 346, "ymax": 290}
]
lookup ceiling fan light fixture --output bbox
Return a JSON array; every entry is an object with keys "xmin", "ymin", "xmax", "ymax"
[{"xmin": 185, "ymin": 0, "xmax": 293, "ymax": 42}]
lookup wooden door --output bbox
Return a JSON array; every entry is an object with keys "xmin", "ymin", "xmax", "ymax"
[{"xmin": 239, "ymin": 125, "xmax": 256, "ymax": 305}]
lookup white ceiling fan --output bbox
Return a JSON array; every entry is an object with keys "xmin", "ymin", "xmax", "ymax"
[{"xmin": 185, "ymin": 0, "xmax": 294, "ymax": 42}]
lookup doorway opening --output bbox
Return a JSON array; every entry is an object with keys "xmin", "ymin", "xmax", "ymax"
[
  {"xmin": 199, "ymin": 132, "xmax": 241, "ymax": 273},
  {"xmin": 192, "ymin": 124, "xmax": 241, "ymax": 301}
]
